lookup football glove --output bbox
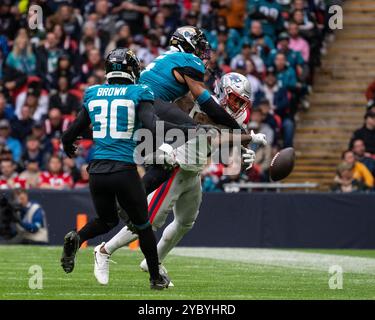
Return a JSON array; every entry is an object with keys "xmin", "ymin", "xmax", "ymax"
[
  {"xmin": 250, "ymin": 130, "xmax": 267, "ymax": 146},
  {"xmin": 241, "ymin": 146, "xmax": 256, "ymax": 171},
  {"xmin": 63, "ymin": 143, "xmax": 77, "ymax": 158}
]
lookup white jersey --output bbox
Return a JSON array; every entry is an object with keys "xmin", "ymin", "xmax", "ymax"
[{"xmin": 175, "ymin": 134, "xmax": 211, "ymax": 172}]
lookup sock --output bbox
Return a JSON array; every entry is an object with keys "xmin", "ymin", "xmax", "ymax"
[
  {"xmin": 157, "ymin": 220, "xmax": 191, "ymax": 262},
  {"xmin": 137, "ymin": 226, "xmax": 160, "ymax": 280},
  {"xmin": 104, "ymin": 226, "xmax": 138, "ymax": 255},
  {"xmin": 77, "ymin": 219, "xmax": 112, "ymax": 247}
]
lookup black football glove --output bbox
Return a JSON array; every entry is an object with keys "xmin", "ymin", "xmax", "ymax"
[{"xmin": 63, "ymin": 143, "xmax": 77, "ymax": 158}]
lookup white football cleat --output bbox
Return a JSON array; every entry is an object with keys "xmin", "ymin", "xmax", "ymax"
[
  {"xmin": 140, "ymin": 259, "xmax": 174, "ymax": 287},
  {"xmin": 94, "ymin": 242, "xmax": 111, "ymax": 285}
]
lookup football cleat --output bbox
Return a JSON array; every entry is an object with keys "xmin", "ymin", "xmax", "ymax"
[
  {"xmin": 94, "ymin": 242, "xmax": 111, "ymax": 285},
  {"xmin": 140, "ymin": 259, "xmax": 174, "ymax": 287},
  {"xmin": 150, "ymin": 273, "xmax": 170, "ymax": 290},
  {"xmin": 60, "ymin": 230, "xmax": 80, "ymax": 273}
]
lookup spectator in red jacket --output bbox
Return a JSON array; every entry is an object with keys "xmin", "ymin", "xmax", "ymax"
[
  {"xmin": 39, "ymin": 155, "xmax": 73, "ymax": 190},
  {"xmin": 0, "ymin": 159, "xmax": 26, "ymax": 189}
]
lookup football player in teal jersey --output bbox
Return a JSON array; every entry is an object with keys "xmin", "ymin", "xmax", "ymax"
[
  {"xmin": 139, "ymin": 26, "xmax": 247, "ymax": 194},
  {"xmin": 59, "ymin": 48, "xmax": 205, "ymax": 290}
]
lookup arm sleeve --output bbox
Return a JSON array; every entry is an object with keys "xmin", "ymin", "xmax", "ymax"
[
  {"xmin": 61, "ymin": 107, "xmax": 91, "ymax": 145},
  {"xmin": 174, "ymin": 66, "xmax": 204, "ymax": 82},
  {"xmin": 197, "ymin": 94, "xmax": 242, "ymax": 130},
  {"xmin": 138, "ymin": 101, "xmax": 196, "ymax": 137}
]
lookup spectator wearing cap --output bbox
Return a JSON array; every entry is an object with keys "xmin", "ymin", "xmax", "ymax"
[
  {"xmin": 349, "ymin": 111, "xmax": 375, "ymax": 156},
  {"xmin": 287, "ymin": 22, "xmax": 310, "ymax": 63},
  {"xmin": 0, "ymin": 159, "xmax": 26, "ymax": 189},
  {"xmin": 242, "ymin": 21, "xmax": 275, "ymax": 63},
  {"xmin": 0, "ymin": 119, "xmax": 22, "ymax": 162},
  {"xmin": 31, "ymin": 121, "xmax": 53, "ymax": 156},
  {"xmin": 267, "ymin": 32, "xmax": 305, "ymax": 73},
  {"xmin": 10, "ymin": 104, "xmax": 34, "ymax": 143},
  {"xmin": 39, "ymin": 155, "xmax": 73, "ymax": 190},
  {"xmin": 230, "ymin": 42, "xmax": 265, "ymax": 75},
  {"xmin": 341, "ymin": 150, "xmax": 374, "ymax": 189},
  {"xmin": 332, "ymin": 162, "xmax": 368, "ymax": 193},
  {"xmin": 15, "ymin": 81, "xmax": 49, "ymax": 122},
  {"xmin": 0, "ymin": 90, "xmax": 16, "ymax": 121},
  {"xmin": 112, "ymin": 0, "xmax": 151, "ymax": 36},
  {"xmin": 21, "ymin": 135, "xmax": 50, "ymax": 171},
  {"xmin": 49, "ymin": 76, "xmax": 80, "ymax": 116},
  {"xmin": 209, "ymin": 25, "xmax": 242, "ymax": 64},
  {"xmin": 351, "ymin": 139, "xmax": 375, "ymax": 177},
  {"xmin": 19, "ymin": 160, "xmax": 41, "ymax": 189}
]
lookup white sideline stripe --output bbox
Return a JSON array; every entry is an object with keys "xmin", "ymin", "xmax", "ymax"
[{"xmin": 170, "ymin": 248, "xmax": 375, "ymax": 275}]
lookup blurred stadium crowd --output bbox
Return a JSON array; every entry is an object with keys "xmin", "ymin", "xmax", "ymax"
[
  {"xmin": 332, "ymin": 90, "xmax": 375, "ymax": 193},
  {"xmin": 0, "ymin": 0, "xmax": 342, "ymax": 191}
]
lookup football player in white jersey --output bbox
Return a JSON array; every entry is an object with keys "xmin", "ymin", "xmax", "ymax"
[{"xmin": 93, "ymin": 73, "xmax": 267, "ymax": 286}]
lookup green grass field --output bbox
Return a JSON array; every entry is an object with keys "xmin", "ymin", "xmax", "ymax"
[{"xmin": 0, "ymin": 245, "xmax": 375, "ymax": 300}]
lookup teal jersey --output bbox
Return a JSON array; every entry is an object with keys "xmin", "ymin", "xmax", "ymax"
[
  {"xmin": 83, "ymin": 83, "xmax": 154, "ymax": 163},
  {"xmin": 139, "ymin": 50, "xmax": 205, "ymax": 102}
]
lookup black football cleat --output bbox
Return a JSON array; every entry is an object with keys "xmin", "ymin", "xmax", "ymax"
[
  {"xmin": 150, "ymin": 273, "xmax": 170, "ymax": 290},
  {"xmin": 61, "ymin": 230, "xmax": 80, "ymax": 273}
]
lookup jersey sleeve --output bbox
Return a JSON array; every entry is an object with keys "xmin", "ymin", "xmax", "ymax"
[
  {"xmin": 139, "ymin": 85, "xmax": 155, "ymax": 102},
  {"xmin": 186, "ymin": 54, "xmax": 205, "ymax": 74},
  {"xmin": 82, "ymin": 86, "xmax": 97, "ymax": 111}
]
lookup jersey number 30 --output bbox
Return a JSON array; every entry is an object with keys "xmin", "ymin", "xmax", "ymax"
[{"xmin": 88, "ymin": 99, "xmax": 135, "ymax": 139}]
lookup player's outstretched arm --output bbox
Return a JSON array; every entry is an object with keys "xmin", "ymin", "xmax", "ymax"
[
  {"xmin": 184, "ymin": 75, "xmax": 242, "ymax": 130},
  {"xmin": 61, "ymin": 108, "xmax": 91, "ymax": 157},
  {"xmin": 138, "ymin": 100, "xmax": 209, "ymax": 139}
]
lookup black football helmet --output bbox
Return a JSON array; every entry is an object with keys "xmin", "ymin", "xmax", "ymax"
[
  {"xmin": 105, "ymin": 48, "xmax": 140, "ymax": 84},
  {"xmin": 169, "ymin": 26, "xmax": 211, "ymax": 60}
]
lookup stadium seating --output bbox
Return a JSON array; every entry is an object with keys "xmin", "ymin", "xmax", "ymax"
[{"xmin": 286, "ymin": 0, "xmax": 375, "ymax": 190}]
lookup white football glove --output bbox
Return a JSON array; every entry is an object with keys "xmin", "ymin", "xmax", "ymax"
[
  {"xmin": 250, "ymin": 130, "xmax": 267, "ymax": 146},
  {"xmin": 241, "ymin": 146, "xmax": 256, "ymax": 171},
  {"xmin": 157, "ymin": 143, "xmax": 177, "ymax": 166}
]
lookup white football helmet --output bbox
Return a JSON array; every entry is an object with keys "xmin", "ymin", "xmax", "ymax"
[{"xmin": 214, "ymin": 72, "xmax": 252, "ymax": 119}]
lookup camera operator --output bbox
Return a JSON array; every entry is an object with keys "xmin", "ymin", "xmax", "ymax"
[{"xmin": 0, "ymin": 189, "xmax": 48, "ymax": 244}]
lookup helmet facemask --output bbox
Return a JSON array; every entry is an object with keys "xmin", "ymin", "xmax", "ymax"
[{"xmin": 222, "ymin": 86, "xmax": 251, "ymax": 117}]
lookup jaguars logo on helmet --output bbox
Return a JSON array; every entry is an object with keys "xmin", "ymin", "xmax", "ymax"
[
  {"xmin": 105, "ymin": 48, "xmax": 141, "ymax": 84},
  {"xmin": 169, "ymin": 26, "xmax": 211, "ymax": 60}
]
